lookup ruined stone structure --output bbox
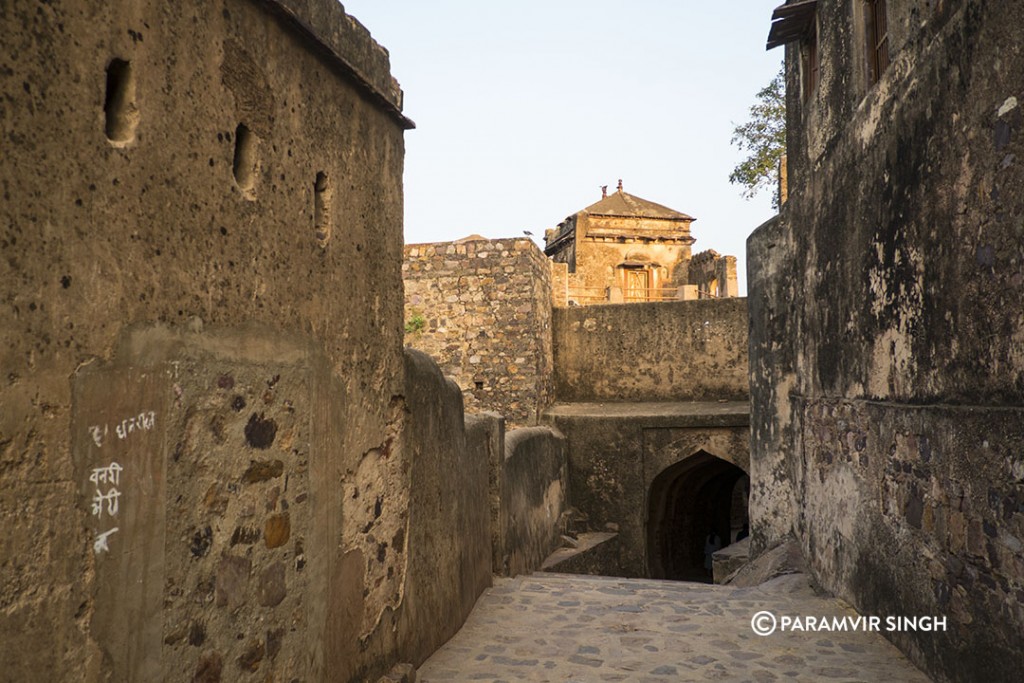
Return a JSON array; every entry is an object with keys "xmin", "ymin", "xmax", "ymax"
[
  {"xmin": 543, "ymin": 181, "xmax": 738, "ymax": 304},
  {"xmin": 0, "ymin": 2, "xmax": 568, "ymax": 681},
  {"xmin": 402, "ymin": 194, "xmax": 742, "ymax": 429},
  {"xmin": 751, "ymin": 1, "xmax": 1024, "ymax": 680},
  {"xmin": 403, "ymin": 236, "xmax": 554, "ymax": 427},
  {"xmin": 689, "ymin": 249, "xmax": 740, "ymax": 301}
]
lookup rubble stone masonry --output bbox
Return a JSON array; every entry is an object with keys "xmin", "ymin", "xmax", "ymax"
[
  {"xmin": 749, "ymin": 2, "xmax": 1024, "ymax": 680},
  {"xmin": 403, "ymin": 237, "xmax": 555, "ymax": 427},
  {"xmin": 0, "ymin": 1, "xmax": 497, "ymax": 681}
]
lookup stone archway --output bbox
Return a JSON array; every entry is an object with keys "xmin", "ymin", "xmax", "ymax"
[{"xmin": 646, "ymin": 450, "xmax": 748, "ymax": 582}]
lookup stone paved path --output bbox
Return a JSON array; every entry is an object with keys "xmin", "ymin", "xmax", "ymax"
[{"xmin": 418, "ymin": 573, "xmax": 930, "ymax": 682}]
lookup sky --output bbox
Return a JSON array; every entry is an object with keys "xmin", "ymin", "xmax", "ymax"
[{"xmin": 342, "ymin": 1, "xmax": 783, "ymax": 294}]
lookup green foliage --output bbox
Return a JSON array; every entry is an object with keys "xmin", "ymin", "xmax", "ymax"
[
  {"xmin": 729, "ymin": 64, "xmax": 786, "ymax": 208},
  {"xmin": 404, "ymin": 312, "xmax": 426, "ymax": 335}
]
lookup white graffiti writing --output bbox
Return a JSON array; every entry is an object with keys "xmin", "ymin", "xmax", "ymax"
[
  {"xmin": 93, "ymin": 527, "xmax": 119, "ymax": 554},
  {"xmin": 86, "ymin": 452, "xmax": 128, "ymax": 553},
  {"xmin": 91, "ymin": 488, "xmax": 122, "ymax": 519},
  {"xmin": 88, "ymin": 424, "xmax": 108, "ymax": 448},
  {"xmin": 115, "ymin": 411, "xmax": 157, "ymax": 440},
  {"xmin": 89, "ymin": 411, "xmax": 156, "ymax": 448},
  {"xmin": 89, "ymin": 461, "xmax": 123, "ymax": 487}
]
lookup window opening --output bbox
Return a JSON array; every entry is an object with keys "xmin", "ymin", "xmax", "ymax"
[
  {"xmin": 867, "ymin": 0, "xmax": 890, "ymax": 84},
  {"xmin": 801, "ymin": 21, "xmax": 820, "ymax": 101}
]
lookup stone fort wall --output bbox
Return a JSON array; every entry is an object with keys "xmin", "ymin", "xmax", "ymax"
[
  {"xmin": 553, "ymin": 299, "xmax": 749, "ymax": 403},
  {"xmin": 750, "ymin": 1, "xmax": 1024, "ymax": 680},
  {"xmin": 403, "ymin": 237, "xmax": 555, "ymax": 427},
  {"xmin": 0, "ymin": 1, "xmax": 502, "ymax": 681}
]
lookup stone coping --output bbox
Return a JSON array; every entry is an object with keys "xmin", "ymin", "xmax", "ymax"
[
  {"xmin": 261, "ymin": 0, "xmax": 414, "ymax": 128},
  {"xmin": 545, "ymin": 401, "xmax": 749, "ymax": 427}
]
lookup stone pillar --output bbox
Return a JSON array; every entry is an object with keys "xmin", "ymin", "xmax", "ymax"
[
  {"xmin": 676, "ymin": 285, "xmax": 699, "ymax": 301},
  {"xmin": 721, "ymin": 257, "xmax": 739, "ymax": 298}
]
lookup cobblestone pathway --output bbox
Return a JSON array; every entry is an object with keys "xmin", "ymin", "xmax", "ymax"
[{"xmin": 418, "ymin": 573, "xmax": 929, "ymax": 682}]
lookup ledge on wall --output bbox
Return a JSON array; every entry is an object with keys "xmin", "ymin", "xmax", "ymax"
[
  {"xmin": 545, "ymin": 401, "xmax": 749, "ymax": 427},
  {"xmin": 540, "ymin": 531, "xmax": 619, "ymax": 576}
]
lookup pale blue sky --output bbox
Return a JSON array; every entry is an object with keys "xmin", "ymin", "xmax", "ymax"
[{"xmin": 343, "ymin": 1, "xmax": 783, "ymax": 293}]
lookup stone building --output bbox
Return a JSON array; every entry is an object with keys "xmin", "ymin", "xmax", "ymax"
[
  {"xmin": 543, "ymin": 181, "xmax": 738, "ymax": 304},
  {"xmin": 689, "ymin": 248, "xmax": 740, "ymax": 301},
  {"xmin": 751, "ymin": 1, "xmax": 1024, "ymax": 681}
]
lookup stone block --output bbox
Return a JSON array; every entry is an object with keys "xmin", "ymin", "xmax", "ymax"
[
  {"xmin": 712, "ymin": 537, "xmax": 751, "ymax": 584},
  {"xmin": 257, "ymin": 562, "xmax": 287, "ymax": 607},
  {"xmin": 215, "ymin": 555, "xmax": 251, "ymax": 610},
  {"xmin": 264, "ymin": 513, "xmax": 291, "ymax": 549},
  {"xmin": 378, "ymin": 662, "xmax": 417, "ymax": 683}
]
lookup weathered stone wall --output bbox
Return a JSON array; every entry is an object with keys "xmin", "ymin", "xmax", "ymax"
[
  {"xmin": 750, "ymin": 1, "xmax": 1024, "ymax": 680},
  {"xmin": 386, "ymin": 350, "xmax": 492, "ymax": 675},
  {"xmin": 465, "ymin": 412, "xmax": 506, "ymax": 585},
  {"xmin": 403, "ymin": 237, "xmax": 554, "ymax": 426},
  {"xmin": 550, "ymin": 261, "xmax": 569, "ymax": 308},
  {"xmin": 497, "ymin": 427, "xmax": 568, "ymax": 577},
  {"xmin": 71, "ymin": 326, "xmax": 325, "ymax": 682},
  {"xmin": 64, "ymin": 331, "xmax": 496, "ymax": 683},
  {"xmin": 0, "ymin": 1, "xmax": 488, "ymax": 680},
  {"xmin": 553, "ymin": 299, "xmax": 749, "ymax": 403},
  {"xmin": 746, "ymin": 215, "xmax": 798, "ymax": 557}
]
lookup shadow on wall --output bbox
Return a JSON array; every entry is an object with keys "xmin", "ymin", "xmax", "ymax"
[{"xmin": 496, "ymin": 427, "xmax": 569, "ymax": 577}]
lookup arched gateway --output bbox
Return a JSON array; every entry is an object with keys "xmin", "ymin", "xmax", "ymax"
[{"xmin": 646, "ymin": 450, "xmax": 749, "ymax": 582}]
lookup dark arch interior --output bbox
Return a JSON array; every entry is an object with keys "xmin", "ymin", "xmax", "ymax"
[{"xmin": 647, "ymin": 451, "xmax": 748, "ymax": 582}]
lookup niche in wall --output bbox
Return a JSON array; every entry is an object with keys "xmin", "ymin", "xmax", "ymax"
[
  {"xmin": 314, "ymin": 171, "xmax": 332, "ymax": 246},
  {"xmin": 232, "ymin": 123, "xmax": 259, "ymax": 199},
  {"xmin": 104, "ymin": 58, "xmax": 139, "ymax": 145}
]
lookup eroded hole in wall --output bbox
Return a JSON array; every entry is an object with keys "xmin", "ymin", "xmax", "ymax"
[
  {"xmin": 104, "ymin": 58, "xmax": 139, "ymax": 144},
  {"xmin": 314, "ymin": 171, "xmax": 332, "ymax": 246},
  {"xmin": 232, "ymin": 124, "xmax": 259, "ymax": 198}
]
